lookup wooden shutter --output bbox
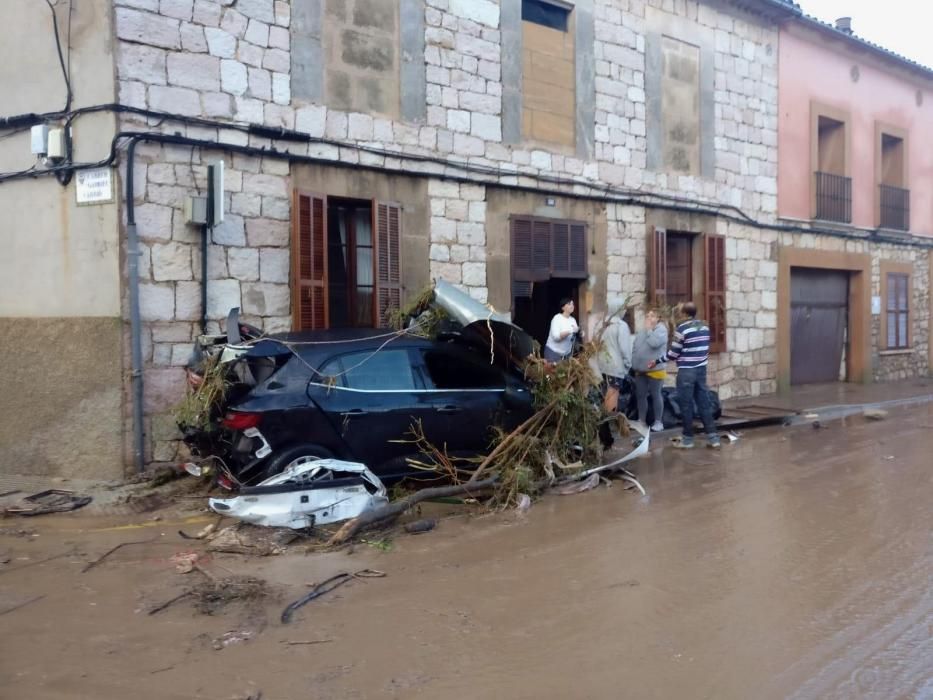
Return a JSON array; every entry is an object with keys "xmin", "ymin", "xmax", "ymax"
[
  {"xmin": 647, "ymin": 226, "xmax": 667, "ymax": 305},
  {"xmin": 551, "ymin": 221, "xmax": 588, "ymax": 279},
  {"xmin": 374, "ymin": 201, "xmax": 402, "ymax": 326},
  {"xmin": 551, "ymin": 222, "xmax": 570, "ymax": 275},
  {"xmin": 569, "ymin": 223, "xmax": 587, "ymax": 277},
  {"xmin": 704, "ymin": 233, "xmax": 727, "ymax": 353},
  {"xmin": 291, "ymin": 191, "xmax": 328, "ymax": 331},
  {"xmin": 532, "ymin": 218, "xmax": 551, "ymax": 278},
  {"xmin": 511, "ymin": 217, "xmax": 533, "ymax": 298}
]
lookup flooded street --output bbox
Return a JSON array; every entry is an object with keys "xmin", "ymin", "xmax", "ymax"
[{"xmin": 1, "ymin": 405, "xmax": 931, "ymax": 699}]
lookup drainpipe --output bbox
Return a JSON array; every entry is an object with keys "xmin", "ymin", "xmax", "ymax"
[
  {"xmin": 125, "ymin": 138, "xmax": 146, "ymax": 473},
  {"xmin": 201, "ymin": 223, "xmax": 208, "ymax": 334}
]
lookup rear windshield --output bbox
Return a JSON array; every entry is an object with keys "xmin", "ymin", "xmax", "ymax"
[{"xmin": 319, "ymin": 349, "xmax": 417, "ymax": 391}]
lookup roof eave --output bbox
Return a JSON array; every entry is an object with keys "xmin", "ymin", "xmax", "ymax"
[{"xmin": 791, "ymin": 15, "xmax": 933, "ymax": 81}]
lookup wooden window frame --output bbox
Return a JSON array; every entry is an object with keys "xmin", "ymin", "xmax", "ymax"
[
  {"xmin": 521, "ymin": 0, "xmax": 573, "ymax": 31},
  {"xmin": 291, "ymin": 191, "xmax": 402, "ymax": 331},
  {"xmin": 874, "ymin": 122, "xmax": 910, "ymax": 230},
  {"xmin": 809, "ymin": 101, "xmax": 852, "ymax": 220},
  {"xmin": 646, "ymin": 226, "xmax": 727, "ymax": 353},
  {"xmin": 879, "ymin": 261, "xmax": 913, "ymax": 351},
  {"xmin": 510, "ymin": 215, "xmax": 588, "ymax": 295}
]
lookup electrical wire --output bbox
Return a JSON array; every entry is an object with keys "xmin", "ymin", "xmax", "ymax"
[
  {"xmin": 43, "ymin": 0, "xmax": 72, "ymax": 114},
  {"xmin": 0, "ymin": 114, "xmax": 931, "ymax": 250}
]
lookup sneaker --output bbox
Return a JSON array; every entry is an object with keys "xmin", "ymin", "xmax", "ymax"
[
  {"xmin": 673, "ymin": 437, "xmax": 695, "ymax": 449},
  {"xmin": 651, "ymin": 421, "xmax": 665, "ymax": 432},
  {"xmin": 706, "ymin": 435, "xmax": 721, "ymax": 449}
]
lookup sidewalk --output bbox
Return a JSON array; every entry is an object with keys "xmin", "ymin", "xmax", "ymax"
[{"xmin": 724, "ymin": 378, "xmax": 933, "ymax": 414}]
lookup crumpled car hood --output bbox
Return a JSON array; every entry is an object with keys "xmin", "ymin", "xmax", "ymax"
[{"xmin": 433, "ymin": 280, "xmax": 534, "ymax": 372}]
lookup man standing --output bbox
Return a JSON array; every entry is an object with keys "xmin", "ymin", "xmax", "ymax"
[{"xmin": 649, "ymin": 302, "xmax": 720, "ymax": 449}]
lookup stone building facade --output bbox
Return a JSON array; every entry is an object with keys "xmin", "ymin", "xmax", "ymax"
[{"xmin": 1, "ymin": 0, "xmax": 930, "ymax": 475}]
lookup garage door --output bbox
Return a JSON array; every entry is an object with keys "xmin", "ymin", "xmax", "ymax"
[{"xmin": 790, "ymin": 268, "xmax": 849, "ymax": 385}]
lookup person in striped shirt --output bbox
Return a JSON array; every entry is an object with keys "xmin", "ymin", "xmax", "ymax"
[{"xmin": 648, "ymin": 302, "xmax": 720, "ymax": 449}]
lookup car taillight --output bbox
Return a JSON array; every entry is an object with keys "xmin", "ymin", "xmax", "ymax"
[{"xmin": 222, "ymin": 411, "xmax": 262, "ymax": 430}]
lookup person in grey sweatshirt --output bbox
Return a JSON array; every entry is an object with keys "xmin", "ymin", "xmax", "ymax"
[
  {"xmin": 631, "ymin": 308, "xmax": 669, "ymax": 431},
  {"xmin": 597, "ymin": 315, "xmax": 632, "ymax": 412}
]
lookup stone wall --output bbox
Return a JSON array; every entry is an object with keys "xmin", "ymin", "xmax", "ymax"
[
  {"xmin": 115, "ymin": 0, "xmax": 296, "ymax": 461},
  {"xmin": 107, "ymin": 0, "xmax": 929, "ymax": 464},
  {"xmin": 322, "ymin": 0, "xmax": 401, "ymax": 116},
  {"xmin": 870, "ymin": 248, "xmax": 931, "ymax": 381},
  {"xmin": 428, "ymin": 180, "xmax": 489, "ymax": 303}
]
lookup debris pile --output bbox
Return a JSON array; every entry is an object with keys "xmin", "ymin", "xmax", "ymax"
[
  {"xmin": 328, "ymin": 321, "xmax": 647, "ymax": 545},
  {"xmin": 191, "ymin": 575, "xmax": 271, "ymax": 616},
  {"xmin": 149, "ymin": 572, "xmax": 273, "ymax": 616}
]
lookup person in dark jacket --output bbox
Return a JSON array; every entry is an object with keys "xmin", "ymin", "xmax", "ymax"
[
  {"xmin": 649, "ymin": 302, "xmax": 720, "ymax": 449},
  {"xmin": 631, "ymin": 308, "xmax": 668, "ymax": 431}
]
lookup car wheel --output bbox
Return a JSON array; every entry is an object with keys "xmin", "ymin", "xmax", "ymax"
[{"xmin": 258, "ymin": 443, "xmax": 335, "ymax": 482}]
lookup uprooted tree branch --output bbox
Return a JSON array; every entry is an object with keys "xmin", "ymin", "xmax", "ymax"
[{"xmin": 328, "ymin": 294, "xmax": 641, "ymax": 546}]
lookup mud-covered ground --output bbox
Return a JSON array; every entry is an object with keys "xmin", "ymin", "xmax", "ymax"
[{"xmin": 1, "ymin": 405, "xmax": 931, "ymax": 699}]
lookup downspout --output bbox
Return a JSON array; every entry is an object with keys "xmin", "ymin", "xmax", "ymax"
[
  {"xmin": 125, "ymin": 137, "xmax": 146, "ymax": 473},
  {"xmin": 201, "ymin": 223, "xmax": 208, "ymax": 334}
]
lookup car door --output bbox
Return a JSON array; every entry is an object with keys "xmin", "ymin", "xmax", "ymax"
[
  {"xmin": 307, "ymin": 347, "xmax": 436, "ymax": 471},
  {"xmin": 415, "ymin": 345, "xmax": 515, "ymax": 455}
]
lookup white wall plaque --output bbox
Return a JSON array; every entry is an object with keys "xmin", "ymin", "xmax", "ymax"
[
  {"xmin": 871, "ymin": 295, "xmax": 882, "ymax": 315},
  {"xmin": 76, "ymin": 167, "xmax": 114, "ymax": 205}
]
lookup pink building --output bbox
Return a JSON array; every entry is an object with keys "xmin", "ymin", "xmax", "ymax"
[
  {"xmin": 779, "ymin": 17, "xmax": 933, "ymax": 234},
  {"xmin": 773, "ymin": 16, "xmax": 932, "ymax": 391}
]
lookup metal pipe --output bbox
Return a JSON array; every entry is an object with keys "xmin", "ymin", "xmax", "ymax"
[
  {"xmin": 201, "ymin": 223, "xmax": 209, "ymax": 334},
  {"xmin": 125, "ymin": 138, "xmax": 146, "ymax": 473}
]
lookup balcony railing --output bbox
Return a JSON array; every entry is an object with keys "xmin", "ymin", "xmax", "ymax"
[
  {"xmin": 879, "ymin": 184, "xmax": 910, "ymax": 231},
  {"xmin": 814, "ymin": 171, "xmax": 852, "ymax": 223}
]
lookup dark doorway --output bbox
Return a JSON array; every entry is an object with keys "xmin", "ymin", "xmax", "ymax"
[
  {"xmin": 327, "ymin": 198, "xmax": 374, "ymax": 328},
  {"xmin": 513, "ymin": 279, "xmax": 581, "ymax": 351},
  {"xmin": 790, "ymin": 268, "xmax": 849, "ymax": 385}
]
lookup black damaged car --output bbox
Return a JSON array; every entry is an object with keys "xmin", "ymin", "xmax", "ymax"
[{"xmin": 182, "ymin": 293, "xmax": 535, "ymax": 488}]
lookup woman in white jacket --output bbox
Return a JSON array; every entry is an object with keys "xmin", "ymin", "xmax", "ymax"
[{"xmin": 543, "ymin": 298, "xmax": 579, "ymax": 362}]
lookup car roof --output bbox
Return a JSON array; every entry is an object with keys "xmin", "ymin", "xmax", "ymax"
[{"xmin": 257, "ymin": 328, "xmax": 434, "ymax": 362}]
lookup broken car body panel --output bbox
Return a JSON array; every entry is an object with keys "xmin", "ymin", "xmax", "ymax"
[{"xmin": 208, "ymin": 459, "xmax": 389, "ymax": 528}]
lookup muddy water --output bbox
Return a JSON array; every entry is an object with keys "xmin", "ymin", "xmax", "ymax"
[{"xmin": 1, "ymin": 406, "xmax": 931, "ymax": 699}]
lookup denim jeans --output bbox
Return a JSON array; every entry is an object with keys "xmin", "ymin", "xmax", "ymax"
[
  {"xmin": 634, "ymin": 374, "xmax": 664, "ymax": 425},
  {"xmin": 675, "ymin": 366, "xmax": 717, "ymax": 438}
]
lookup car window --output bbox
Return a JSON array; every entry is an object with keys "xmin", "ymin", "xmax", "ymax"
[
  {"xmin": 319, "ymin": 349, "xmax": 417, "ymax": 391},
  {"xmin": 422, "ymin": 349, "xmax": 505, "ymax": 389}
]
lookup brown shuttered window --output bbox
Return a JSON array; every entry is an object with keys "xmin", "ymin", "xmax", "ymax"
[
  {"xmin": 704, "ymin": 233, "xmax": 727, "ymax": 353},
  {"xmin": 292, "ymin": 191, "xmax": 328, "ymax": 331},
  {"xmin": 532, "ymin": 219, "xmax": 552, "ymax": 276},
  {"xmin": 569, "ymin": 223, "xmax": 586, "ymax": 276},
  {"xmin": 375, "ymin": 201, "xmax": 402, "ymax": 326},
  {"xmin": 511, "ymin": 217, "xmax": 534, "ymax": 299},
  {"xmin": 551, "ymin": 221, "xmax": 588, "ymax": 278},
  {"xmin": 647, "ymin": 226, "xmax": 667, "ymax": 305},
  {"xmin": 885, "ymin": 272, "xmax": 909, "ymax": 349},
  {"xmin": 511, "ymin": 215, "xmax": 587, "ymax": 298}
]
